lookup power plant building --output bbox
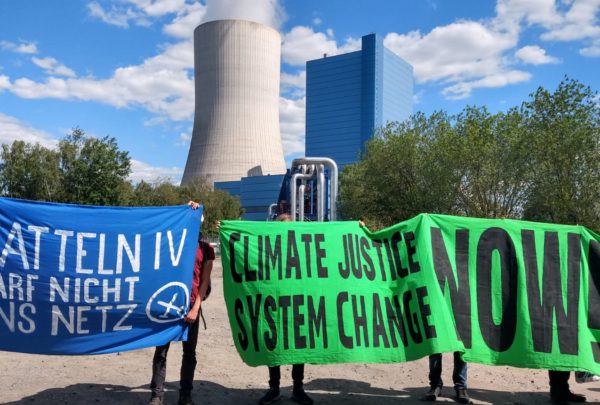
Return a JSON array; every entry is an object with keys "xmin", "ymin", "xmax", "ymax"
[
  {"xmin": 208, "ymin": 30, "xmax": 413, "ymax": 219},
  {"xmin": 181, "ymin": 19, "xmax": 286, "ymax": 185},
  {"xmin": 305, "ymin": 33, "xmax": 413, "ymax": 169}
]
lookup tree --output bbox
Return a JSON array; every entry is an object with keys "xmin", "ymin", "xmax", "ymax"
[
  {"xmin": 521, "ymin": 78, "xmax": 600, "ymax": 230},
  {"xmin": 129, "ymin": 176, "xmax": 243, "ymax": 238},
  {"xmin": 339, "ymin": 112, "xmax": 461, "ymax": 229},
  {"xmin": 339, "ymin": 78, "xmax": 599, "ymax": 231},
  {"xmin": 58, "ymin": 128, "xmax": 131, "ymax": 205},
  {"xmin": 452, "ymin": 106, "xmax": 529, "ymax": 219},
  {"xmin": 0, "ymin": 140, "xmax": 61, "ymax": 201},
  {"xmin": 180, "ymin": 176, "xmax": 243, "ymax": 238}
]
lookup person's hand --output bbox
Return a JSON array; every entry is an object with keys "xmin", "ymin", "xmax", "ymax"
[
  {"xmin": 188, "ymin": 201, "xmax": 200, "ymax": 210},
  {"xmin": 215, "ymin": 220, "xmax": 221, "ymax": 229},
  {"xmin": 184, "ymin": 307, "xmax": 199, "ymax": 323},
  {"xmin": 359, "ymin": 220, "xmax": 366, "ymax": 227}
]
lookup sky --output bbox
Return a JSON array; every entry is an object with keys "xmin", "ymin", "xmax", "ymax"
[{"xmin": 0, "ymin": 0, "xmax": 599, "ymax": 183}]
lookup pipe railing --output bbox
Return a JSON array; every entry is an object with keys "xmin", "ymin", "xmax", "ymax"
[{"xmin": 291, "ymin": 157, "xmax": 338, "ymax": 221}]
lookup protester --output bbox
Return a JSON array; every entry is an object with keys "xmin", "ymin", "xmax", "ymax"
[
  {"xmin": 422, "ymin": 353, "xmax": 469, "ymax": 403},
  {"xmin": 147, "ymin": 201, "xmax": 215, "ymax": 405},
  {"xmin": 258, "ymin": 212, "xmax": 313, "ymax": 405},
  {"xmin": 549, "ymin": 371, "xmax": 587, "ymax": 404}
]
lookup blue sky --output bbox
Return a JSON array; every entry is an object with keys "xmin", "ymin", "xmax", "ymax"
[{"xmin": 0, "ymin": 0, "xmax": 599, "ymax": 182}]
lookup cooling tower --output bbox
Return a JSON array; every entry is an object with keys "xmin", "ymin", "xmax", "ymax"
[{"xmin": 181, "ymin": 19, "xmax": 286, "ymax": 185}]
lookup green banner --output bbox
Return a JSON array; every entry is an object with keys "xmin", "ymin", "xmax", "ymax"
[{"xmin": 220, "ymin": 214, "xmax": 600, "ymax": 373}]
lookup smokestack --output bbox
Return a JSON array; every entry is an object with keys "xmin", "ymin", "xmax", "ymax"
[{"xmin": 182, "ymin": 19, "xmax": 286, "ymax": 185}]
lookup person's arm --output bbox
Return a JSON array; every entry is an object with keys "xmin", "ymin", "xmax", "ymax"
[
  {"xmin": 184, "ymin": 259, "xmax": 213, "ymax": 323},
  {"xmin": 185, "ymin": 290, "xmax": 202, "ymax": 323},
  {"xmin": 197, "ymin": 259, "xmax": 213, "ymax": 301}
]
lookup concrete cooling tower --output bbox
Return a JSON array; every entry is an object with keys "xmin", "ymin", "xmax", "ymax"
[{"xmin": 181, "ymin": 19, "xmax": 286, "ymax": 185}]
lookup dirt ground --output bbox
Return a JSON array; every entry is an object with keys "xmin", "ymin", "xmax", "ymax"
[{"xmin": 2, "ymin": 261, "xmax": 600, "ymax": 405}]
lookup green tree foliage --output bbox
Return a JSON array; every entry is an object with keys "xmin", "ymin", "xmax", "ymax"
[
  {"xmin": 58, "ymin": 128, "xmax": 131, "ymax": 205},
  {"xmin": 131, "ymin": 176, "xmax": 242, "ymax": 238},
  {"xmin": 339, "ymin": 112, "xmax": 460, "ymax": 229},
  {"xmin": 0, "ymin": 140, "xmax": 61, "ymax": 201},
  {"xmin": 340, "ymin": 78, "xmax": 600, "ymax": 231},
  {"xmin": 521, "ymin": 78, "xmax": 600, "ymax": 229},
  {"xmin": 452, "ymin": 106, "xmax": 530, "ymax": 219},
  {"xmin": 0, "ymin": 130, "xmax": 242, "ymax": 229}
]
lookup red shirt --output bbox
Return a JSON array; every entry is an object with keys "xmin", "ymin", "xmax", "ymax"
[{"xmin": 191, "ymin": 241, "xmax": 215, "ymax": 305}]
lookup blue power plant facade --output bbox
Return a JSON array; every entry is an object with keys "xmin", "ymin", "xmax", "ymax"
[
  {"xmin": 215, "ymin": 174, "xmax": 285, "ymax": 221},
  {"xmin": 215, "ymin": 33, "xmax": 413, "ymax": 220},
  {"xmin": 306, "ymin": 33, "xmax": 413, "ymax": 168}
]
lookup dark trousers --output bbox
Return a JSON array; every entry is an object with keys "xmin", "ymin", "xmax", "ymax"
[
  {"xmin": 429, "ymin": 352, "xmax": 467, "ymax": 389},
  {"xmin": 268, "ymin": 364, "xmax": 305, "ymax": 389},
  {"xmin": 150, "ymin": 319, "xmax": 200, "ymax": 399},
  {"xmin": 549, "ymin": 370, "xmax": 571, "ymax": 392}
]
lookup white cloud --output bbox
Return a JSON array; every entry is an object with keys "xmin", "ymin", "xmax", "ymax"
[
  {"xmin": 384, "ymin": 22, "xmax": 518, "ymax": 84},
  {"xmin": 281, "ymin": 71, "xmax": 306, "ymax": 98},
  {"xmin": 0, "ymin": 75, "xmax": 10, "ymax": 91},
  {"xmin": 0, "ymin": 113, "xmax": 58, "ymax": 148},
  {"xmin": 442, "ymin": 70, "xmax": 532, "ymax": 99},
  {"xmin": 0, "ymin": 40, "xmax": 38, "ymax": 54},
  {"xmin": 382, "ymin": 20, "xmax": 531, "ymax": 98},
  {"xmin": 282, "ymin": 26, "xmax": 360, "ymax": 66},
  {"xmin": 279, "ymin": 96, "xmax": 305, "ymax": 157},
  {"xmin": 163, "ymin": 2, "xmax": 207, "ymax": 38},
  {"xmin": 126, "ymin": 0, "xmax": 187, "ymax": 17},
  {"xmin": 540, "ymin": 0, "xmax": 600, "ymax": 41},
  {"xmin": 176, "ymin": 130, "xmax": 192, "ymax": 146},
  {"xmin": 515, "ymin": 45, "xmax": 559, "ymax": 64},
  {"xmin": 129, "ymin": 159, "xmax": 183, "ymax": 183},
  {"xmin": 87, "ymin": 1, "xmax": 150, "ymax": 28},
  {"xmin": 313, "ymin": 17, "xmax": 322, "ymax": 26},
  {"xmin": 9, "ymin": 40, "xmax": 195, "ymax": 121},
  {"xmin": 88, "ymin": 0, "xmax": 286, "ymax": 31},
  {"xmin": 32, "ymin": 57, "xmax": 77, "ymax": 78},
  {"xmin": 580, "ymin": 40, "xmax": 600, "ymax": 56},
  {"xmin": 495, "ymin": 0, "xmax": 600, "ymax": 54},
  {"xmin": 495, "ymin": 0, "xmax": 562, "ymax": 29},
  {"xmin": 203, "ymin": 0, "xmax": 286, "ymax": 29}
]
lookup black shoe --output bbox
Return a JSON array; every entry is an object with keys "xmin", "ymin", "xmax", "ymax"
[
  {"xmin": 551, "ymin": 389, "xmax": 587, "ymax": 404},
  {"xmin": 455, "ymin": 388, "xmax": 472, "ymax": 404},
  {"xmin": 292, "ymin": 387, "xmax": 314, "ymax": 405},
  {"xmin": 178, "ymin": 393, "xmax": 196, "ymax": 405},
  {"xmin": 147, "ymin": 397, "xmax": 163, "ymax": 405},
  {"xmin": 422, "ymin": 386, "xmax": 442, "ymax": 401},
  {"xmin": 259, "ymin": 388, "xmax": 281, "ymax": 405}
]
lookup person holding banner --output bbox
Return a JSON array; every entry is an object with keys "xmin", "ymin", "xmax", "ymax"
[
  {"xmin": 148, "ymin": 202, "xmax": 215, "ymax": 405},
  {"xmin": 357, "ymin": 221, "xmax": 472, "ymax": 404},
  {"xmin": 548, "ymin": 371, "xmax": 586, "ymax": 404},
  {"xmin": 259, "ymin": 212, "xmax": 313, "ymax": 405},
  {"xmin": 423, "ymin": 353, "xmax": 470, "ymax": 403}
]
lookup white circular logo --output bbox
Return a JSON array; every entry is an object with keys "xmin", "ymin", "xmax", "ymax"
[{"xmin": 146, "ymin": 282, "xmax": 190, "ymax": 323}]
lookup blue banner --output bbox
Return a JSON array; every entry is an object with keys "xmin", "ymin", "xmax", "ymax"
[{"xmin": 0, "ymin": 198, "xmax": 201, "ymax": 355}]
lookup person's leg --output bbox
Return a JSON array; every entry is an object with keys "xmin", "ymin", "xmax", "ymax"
[
  {"xmin": 291, "ymin": 364, "xmax": 305, "ymax": 385},
  {"xmin": 150, "ymin": 343, "xmax": 171, "ymax": 401},
  {"xmin": 549, "ymin": 370, "xmax": 570, "ymax": 392},
  {"xmin": 269, "ymin": 366, "xmax": 282, "ymax": 389},
  {"xmin": 259, "ymin": 366, "xmax": 282, "ymax": 405},
  {"xmin": 179, "ymin": 319, "xmax": 200, "ymax": 404},
  {"xmin": 549, "ymin": 371, "xmax": 586, "ymax": 403},
  {"xmin": 429, "ymin": 353, "xmax": 443, "ymax": 388},
  {"xmin": 423, "ymin": 354, "xmax": 443, "ymax": 401},
  {"xmin": 291, "ymin": 364, "xmax": 313, "ymax": 404},
  {"xmin": 452, "ymin": 352, "xmax": 470, "ymax": 404},
  {"xmin": 575, "ymin": 372, "xmax": 600, "ymax": 383},
  {"xmin": 452, "ymin": 352, "xmax": 467, "ymax": 389}
]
